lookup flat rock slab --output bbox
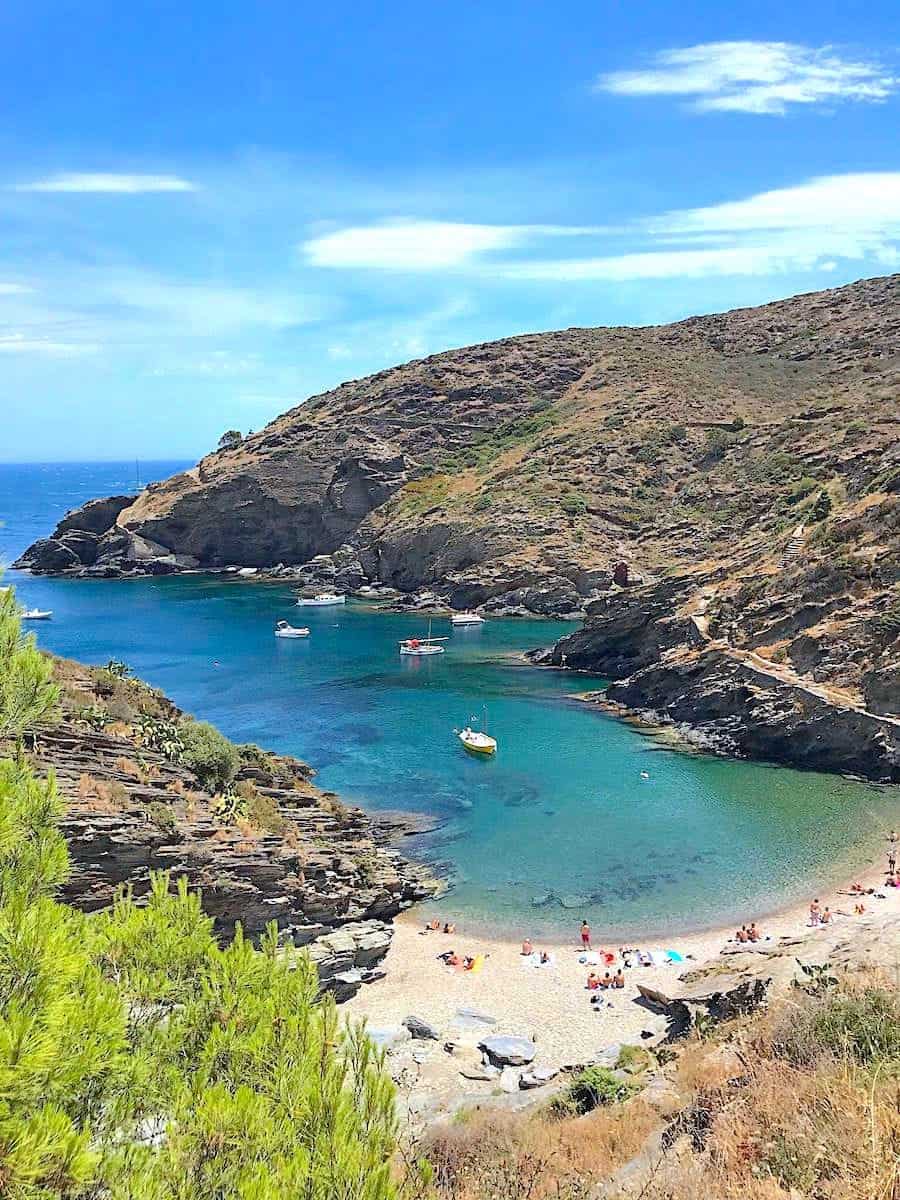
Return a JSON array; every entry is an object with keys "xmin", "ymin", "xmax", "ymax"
[
  {"xmin": 519, "ymin": 1065, "xmax": 560, "ymax": 1090},
  {"xmin": 454, "ymin": 1007, "xmax": 498, "ymax": 1029},
  {"xmin": 479, "ymin": 1035, "xmax": 537, "ymax": 1066}
]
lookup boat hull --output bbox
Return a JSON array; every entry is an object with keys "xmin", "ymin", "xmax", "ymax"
[
  {"xmin": 296, "ymin": 595, "xmax": 346, "ymax": 607},
  {"xmin": 458, "ymin": 731, "xmax": 497, "ymax": 755}
]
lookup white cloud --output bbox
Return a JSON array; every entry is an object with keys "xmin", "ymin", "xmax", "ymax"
[
  {"xmin": 302, "ymin": 219, "xmax": 600, "ymax": 271},
  {"xmin": 596, "ymin": 41, "xmax": 897, "ymax": 115},
  {"xmin": 14, "ymin": 172, "xmax": 196, "ymax": 193},
  {"xmin": 503, "ymin": 172, "xmax": 900, "ymax": 282},
  {"xmin": 649, "ymin": 172, "xmax": 900, "ymax": 233},
  {"xmin": 0, "ymin": 332, "xmax": 100, "ymax": 355},
  {"xmin": 304, "ymin": 219, "xmax": 529, "ymax": 270}
]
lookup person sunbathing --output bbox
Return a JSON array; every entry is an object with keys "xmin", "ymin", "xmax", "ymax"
[
  {"xmin": 849, "ymin": 882, "xmax": 864, "ymax": 894},
  {"xmin": 521, "ymin": 938, "xmax": 534, "ymax": 956},
  {"xmin": 443, "ymin": 922, "xmax": 456, "ymax": 934},
  {"xmin": 853, "ymin": 902, "xmax": 866, "ymax": 916},
  {"xmin": 587, "ymin": 971, "xmax": 600, "ymax": 990},
  {"xmin": 748, "ymin": 922, "xmax": 761, "ymax": 942},
  {"xmin": 426, "ymin": 918, "xmax": 441, "ymax": 931},
  {"xmin": 821, "ymin": 906, "xmax": 833, "ymax": 924},
  {"xmin": 735, "ymin": 925, "xmax": 749, "ymax": 943},
  {"xmin": 600, "ymin": 971, "xmax": 613, "ymax": 989},
  {"xmin": 540, "ymin": 951, "xmax": 550, "ymax": 965},
  {"xmin": 446, "ymin": 952, "xmax": 461, "ymax": 967},
  {"xmin": 886, "ymin": 875, "xmax": 899, "ymax": 888},
  {"xmin": 613, "ymin": 970, "xmax": 625, "ymax": 989}
]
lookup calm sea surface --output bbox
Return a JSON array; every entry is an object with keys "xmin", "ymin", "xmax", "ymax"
[{"xmin": 1, "ymin": 462, "xmax": 894, "ymax": 939}]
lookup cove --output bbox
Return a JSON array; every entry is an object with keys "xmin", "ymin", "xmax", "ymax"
[{"xmin": 10, "ymin": 567, "xmax": 895, "ymax": 941}]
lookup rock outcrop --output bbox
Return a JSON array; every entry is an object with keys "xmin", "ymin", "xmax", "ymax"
[
  {"xmin": 21, "ymin": 658, "xmax": 437, "ymax": 1002},
  {"xmin": 15, "ymin": 274, "xmax": 900, "ymax": 767}
]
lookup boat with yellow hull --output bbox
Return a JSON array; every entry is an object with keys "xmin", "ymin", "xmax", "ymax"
[{"xmin": 458, "ymin": 728, "xmax": 497, "ymax": 755}]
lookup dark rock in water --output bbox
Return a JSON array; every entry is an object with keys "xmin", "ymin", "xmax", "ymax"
[
  {"xmin": 559, "ymin": 893, "xmax": 590, "ymax": 909},
  {"xmin": 403, "ymin": 1015, "xmax": 441, "ymax": 1041},
  {"xmin": 16, "ymin": 537, "xmax": 80, "ymax": 572},
  {"xmin": 531, "ymin": 892, "xmax": 556, "ymax": 908},
  {"xmin": 479, "ymin": 1035, "xmax": 536, "ymax": 1067}
]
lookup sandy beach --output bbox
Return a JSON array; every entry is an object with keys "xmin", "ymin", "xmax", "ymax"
[{"xmin": 345, "ymin": 845, "xmax": 900, "ymax": 1071}]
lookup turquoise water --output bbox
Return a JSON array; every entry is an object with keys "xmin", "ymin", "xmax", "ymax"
[{"xmin": 2, "ymin": 464, "xmax": 896, "ymax": 938}]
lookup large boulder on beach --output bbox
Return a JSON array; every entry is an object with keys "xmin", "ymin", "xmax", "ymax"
[{"xmin": 479, "ymin": 1035, "xmax": 536, "ymax": 1067}]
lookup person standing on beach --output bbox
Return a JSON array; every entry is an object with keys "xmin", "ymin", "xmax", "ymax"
[
  {"xmin": 581, "ymin": 920, "xmax": 592, "ymax": 950},
  {"xmin": 888, "ymin": 830, "xmax": 897, "ymax": 874},
  {"xmin": 809, "ymin": 898, "xmax": 821, "ymax": 926}
]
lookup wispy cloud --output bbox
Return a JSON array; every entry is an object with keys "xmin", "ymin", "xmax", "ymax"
[
  {"xmin": 13, "ymin": 172, "xmax": 197, "ymax": 193},
  {"xmin": 0, "ymin": 332, "xmax": 100, "ymax": 355},
  {"xmin": 596, "ymin": 41, "xmax": 897, "ymax": 115},
  {"xmin": 302, "ymin": 219, "xmax": 599, "ymax": 270},
  {"xmin": 503, "ymin": 173, "xmax": 900, "ymax": 281}
]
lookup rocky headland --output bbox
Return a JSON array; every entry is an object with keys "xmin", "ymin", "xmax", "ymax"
[
  {"xmin": 15, "ymin": 274, "xmax": 900, "ymax": 776},
  {"xmin": 18, "ymin": 656, "xmax": 437, "ymax": 1002}
]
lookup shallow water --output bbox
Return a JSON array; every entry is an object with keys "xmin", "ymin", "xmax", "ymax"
[{"xmin": 2, "ymin": 463, "xmax": 895, "ymax": 939}]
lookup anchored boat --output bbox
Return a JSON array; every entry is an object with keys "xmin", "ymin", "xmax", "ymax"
[
  {"xmin": 400, "ymin": 619, "xmax": 447, "ymax": 656},
  {"xmin": 451, "ymin": 611, "xmax": 485, "ymax": 627},
  {"xmin": 456, "ymin": 708, "xmax": 497, "ymax": 755},
  {"xmin": 22, "ymin": 608, "xmax": 53, "ymax": 620},
  {"xmin": 274, "ymin": 620, "xmax": 310, "ymax": 638},
  {"xmin": 296, "ymin": 592, "xmax": 346, "ymax": 607}
]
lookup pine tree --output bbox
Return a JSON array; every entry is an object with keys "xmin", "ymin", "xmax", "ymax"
[{"xmin": 0, "ymin": 582, "xmax": 405, "ymax": 1199}]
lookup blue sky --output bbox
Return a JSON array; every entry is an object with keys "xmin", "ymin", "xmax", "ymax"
[{"xmin": 1, "ymin": 1, "xmax": 898, "ymax": 460}]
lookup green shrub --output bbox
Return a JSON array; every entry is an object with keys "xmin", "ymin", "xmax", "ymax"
[
  {"xmin": 552, "ymin": 1066, "xmax": 637, "ymax": 1115},
  {"xmin": 76, "ymin": 704, "xmax": 112, "ymax": 730},
  {"xmin": 560, "ymin": 493, "xmax": 588, "ymax": 517},
  {"xmin": 180, "ymin": 720, "xmax": 240, "ymax": 792},
  {"xmin": 808, "ymin": 490, "xmax": 832, "ymax": 523},
  {"xmin": 775, "ymin": 984, "xmax": 900, "ymax": 1069},
  {"xmin": 788, "ymin": 476, "xmax": 819, "ymax": 502},
  {"xmin": 703, "ymin": 428, "xmax": 733, "ymax": 459},
  {"xmin": 472, "ymin": 493, "xmax": 492, "ymax": 512}
]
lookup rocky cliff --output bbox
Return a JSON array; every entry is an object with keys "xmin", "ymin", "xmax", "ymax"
[
  {"xmin": 20, "ymin": 656, "xmax": 437, "ymax": 1001},
  {"xmin": 15, "ymin": 274, "xmax": 900, "ymax": 773}
]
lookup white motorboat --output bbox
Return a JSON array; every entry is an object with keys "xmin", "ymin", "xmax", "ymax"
[
  {"xmin": 296, "ymin": 593, "xmax": 346, "ymax": 607},
  {"xmin": 274, "ymin": 620, "xmax": 310, "ymax": 639},
  {"xmin": 22, "ymin": 608, "xmax": 53, "ymax": 620},
  {"xmin": 451, "ymin": 611, "xmax": 485, "ymax": 626},
  {"xmin": 399, "ymin": 619, "xmax": 447, "ymax": 656}
]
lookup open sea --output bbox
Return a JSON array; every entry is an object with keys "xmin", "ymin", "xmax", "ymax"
[{"xmin": 1, "ymin": 461, "xmax": 895, "ymax": 939}]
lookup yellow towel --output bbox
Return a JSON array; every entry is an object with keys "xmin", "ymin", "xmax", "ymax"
[{"xmin": 466, "ymin": 953, "xmax": 485, "ymax": 974}]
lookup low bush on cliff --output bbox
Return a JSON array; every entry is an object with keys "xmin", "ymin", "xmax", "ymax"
[
  {"xmin": 0, "ymin": 580, "xmax": 404, "ymax": 1200},
  {"xmin": 179, "ymin": 718, "xmax": 240, "ymax": 792}
]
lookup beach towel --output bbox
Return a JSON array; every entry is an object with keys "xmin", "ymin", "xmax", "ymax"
[
  {"xmin": 579, "ymin": 952, "xmax": 600, "ymax": 966},
  {"xmin": 665, "ymin": 949, "xmax": 684, "ymax": 963},
  {"xmin": 466, "ymin": 954, "xmax": 485, "ymax": 974},
  {"xmin": 602, "ymin": 951, "xmax": 616, "ymax": 966}
]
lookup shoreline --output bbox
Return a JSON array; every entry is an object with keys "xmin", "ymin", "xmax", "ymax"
[{"xmin": 344, "ymin": 843, "xmax": 900, "ymax": 1084}]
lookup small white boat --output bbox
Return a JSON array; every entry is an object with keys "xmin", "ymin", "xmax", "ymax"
[
  {"xmin": 456, "ymin": 708, "xmax": 497, "ymax": 755},
  {"xmin": 274, "ymin": 620, "xmax": 310, "ymax": 639},
  {"xmin": 22, "ymin": 608, "xmax": 53, "ymax": 620},
  {"xmin": 399, "ymin": 619, "xmax": 448, "ymax": 656},
  {"xmin": 296, "ymin": 592, "xmax": 346, "ymax": 607},
  {"xmin": 451, "ymin": 611, "xmax": 485, "ymax": 626}
]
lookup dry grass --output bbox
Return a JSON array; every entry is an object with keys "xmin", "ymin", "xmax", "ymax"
[
  {"xmin": 412, "ymin": 972, "xmax": 900, "ymax": 1200},
  {"xmin": 414, "ymin": 1100, "xmax": 659, "ymax": 1200}
]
